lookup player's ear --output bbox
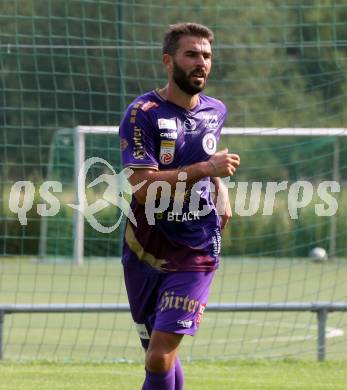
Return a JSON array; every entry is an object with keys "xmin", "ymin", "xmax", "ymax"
[{"xmin": 163, "ymin": 53, "xmax": 173, "ymax": 71}]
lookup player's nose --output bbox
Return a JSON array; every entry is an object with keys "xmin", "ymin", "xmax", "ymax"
[
  {"xmin": 198, "ymin": 56, "xmax": 207, "ymax": 69},
  {"xmin": 196, "ymin": 55, "xmax": 207, "ymax": 68}
]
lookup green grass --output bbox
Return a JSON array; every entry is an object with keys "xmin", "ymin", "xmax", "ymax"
[
  {"xmin": 1, "ymin": 257, "xmax": 347, "ymax": 361},
  {"xmin": 1, "ymin": 360, "xmax": 347, "ymax": 390}
]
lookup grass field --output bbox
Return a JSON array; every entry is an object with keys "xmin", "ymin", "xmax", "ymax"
[
  {"xmin": 1, "ymin": 360, "xmax": 347, "ymax": 390},
  {"xmin": 0, "ymin": 256, "xmax": 346, "ymax": 362}
]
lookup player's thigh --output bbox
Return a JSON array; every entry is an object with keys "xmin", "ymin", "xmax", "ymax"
[{"xmin": 123, "ymin": 264, "xmax": 160, "ymax": 347}]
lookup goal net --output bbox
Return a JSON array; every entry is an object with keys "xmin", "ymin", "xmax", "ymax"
[{"xmin": 1, "ymin": 0, "xmax": 347, "ymax": 361}]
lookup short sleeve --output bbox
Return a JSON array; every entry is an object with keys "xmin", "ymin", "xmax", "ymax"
[
  {"xmin": 119, "ymin": 101, "xmax": 159, "ymax": 170},
  {"xmin": 216, "ymin": 101, "xmax": 228, "ymax": 142}
]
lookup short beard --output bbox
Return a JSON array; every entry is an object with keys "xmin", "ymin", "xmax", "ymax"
[{"xmin": 172, "ymin": 60, "xmax": 206, "ymax": 96}]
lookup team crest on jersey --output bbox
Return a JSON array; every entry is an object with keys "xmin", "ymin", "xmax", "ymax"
[
  {"xmin": 160, "ymin": 140, "xmax": 175, "ymax": 165},
  {"xmin": 202, "ymin": 133, "xmax": 217, "ymax": 155},
  {"xmin": 140, "ymin": 101, "xmax": 159, "ymax": 112}
]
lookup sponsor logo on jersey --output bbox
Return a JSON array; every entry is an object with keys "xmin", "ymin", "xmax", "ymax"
[
  {"xmin": 183, "ymin": 118, "xmax": 197, "ymax": 132},
  {"xmin": 140, "ymin": 101, "xmax": 159, "ymax": 112},
  {"xmin": 160, "ymin": 131, "xmax": 177, "ymax": 140},
  {"xmin": 159, "ymin": 140, "xmax": 175, "ymax": 165},
  {"xmin": 159, "ymin": 290, "xmax": 200, "ymax": 313},
  {"xmin": 167, "ymin": 211, "xmax": 200, "ymax": 222},
  {"xmin": 196, "ymin": 303, "xmax": 206, "ymax": 327},
  {"xmin": 212, "ymin": 228, "xmax": 222, "ymax": 257},
  {"xmin": 202, "ymin": 133, "xmax": 217, "ymax": 155},
  {"xmin": 133, "ymin": 126, "xmax": 146, "ymax": 159},
  {"xmin": 203, "ymin": 113, "xmax": 219, "ymax": 129},
  {"xmin": 177, "ymin": 319, "xmax": 193, "ymax": 329},
  {"xmin": 158, "ymin": 118, "xmax": 177, "ymax": 130},
  {"xmin": 129, "ymin": 100, "xmax": 144, "ymax": 124}
]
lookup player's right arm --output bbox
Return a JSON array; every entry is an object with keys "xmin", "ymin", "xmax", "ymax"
[{"xmin": 128, "ymin": 150, "xmax": 240, "ymax": 205}]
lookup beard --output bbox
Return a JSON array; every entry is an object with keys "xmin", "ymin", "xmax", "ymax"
[{"xmin": 172, "ymin": 60, "xmax": 207, "ymax": 96}]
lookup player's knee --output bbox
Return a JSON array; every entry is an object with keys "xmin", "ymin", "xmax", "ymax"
[{"xmin": 145, "ymin": 348, "xmax": 174, "ymax": 373}]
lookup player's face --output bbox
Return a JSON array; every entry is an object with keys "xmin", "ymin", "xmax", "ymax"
[{"xmin": 171, "ymin": 36, "xmax": 212, "ymax": 95}]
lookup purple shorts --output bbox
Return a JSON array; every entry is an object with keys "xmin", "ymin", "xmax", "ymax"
[{"xmin": 123, "ymin": 263, "xmax": 215, "ymax": 345}]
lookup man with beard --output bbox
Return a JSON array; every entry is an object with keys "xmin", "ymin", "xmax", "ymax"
[{"xmin": 119, "ymin": 23, "xmax": 240, "ymax": 390}]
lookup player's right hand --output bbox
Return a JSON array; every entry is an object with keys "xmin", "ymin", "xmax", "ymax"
[{"xmin": 208, "ymin": 149, "xmax": 240, "ymax": 177}]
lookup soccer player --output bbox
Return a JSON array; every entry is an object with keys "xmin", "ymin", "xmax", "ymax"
[{"xmin": 119, "ymin": 22, "xmax": 240, "ymax": 390}]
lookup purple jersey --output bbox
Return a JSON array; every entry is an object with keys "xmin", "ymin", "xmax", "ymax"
[{"xmin": 119, "ymin": 90, "xmax": 227, "ymax": 272}]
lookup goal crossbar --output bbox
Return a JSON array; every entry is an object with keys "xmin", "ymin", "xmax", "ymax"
[{"xmin": 77, "ymin": 126, "xmax": 347, "ymax": 136}]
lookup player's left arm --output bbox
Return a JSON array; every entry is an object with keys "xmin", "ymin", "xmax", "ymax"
[
  {"xmin": 211, "ymin": 102, "xmax": 234, "ymax": 229},
  {"xmin": 211, "ymin": 176, "xmax": 232, "ymax": 230}
]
